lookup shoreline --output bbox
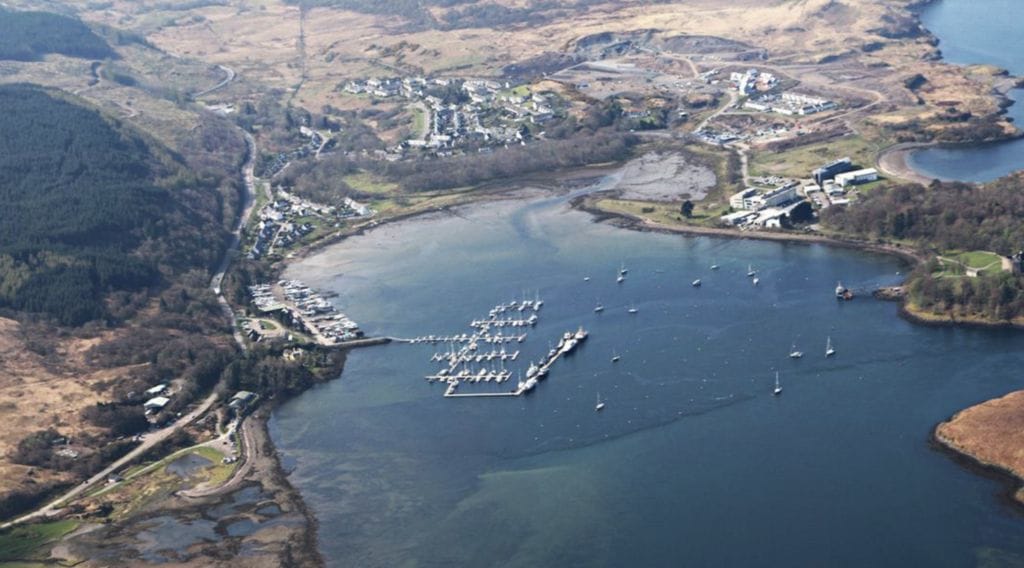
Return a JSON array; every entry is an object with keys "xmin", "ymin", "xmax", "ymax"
[
  {"xmin": 883, "ymin": 2, "xmax": 1024, "ymax": 185},
  {"xmin": 245, "ymin": 0, "xmax": 1024, "ymax": 550},
  {"xmin": 570, "ymin": 194, "xmax": 926, "ymax": 266},
  {"xmin": 933, "ymin": 403, "xmax": 1024, "ymax": 511},
  {"xmin": 259, "ymin": 169, "xmax": 1024, "ymax": 563},
  {"xmin": 898, "ymin": 302, "xmax": 1024, "ymax": 331}
]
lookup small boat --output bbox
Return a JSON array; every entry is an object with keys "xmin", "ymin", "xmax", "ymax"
[
  {"xmin": 836, "ymin": 281, "xmax": 854, "ymax": 301},
  {"xmin": 789, "ymin": 343, "xmax": 803, "ymax": 359},
  {"xmin": 595, "ymin": 392, "xmax": 605, "ymax": 412},
  {"xmin": 627, "ymin": 305, "xmax": 638, "ymax": 314},
  {"xmin": 711, "ymin": 263, "xmax": 720, "ymax": 270},
  {"xmin": 773, "ymin": 371, "xmax": 783, "ymax": 396},
  {"xmin": 826, "ymin": 336, "xmax": 836, "ymax": 357},
  {"xmin": 584, "ymin": 276, "xmax": 591, "ymax": 282},
  {"xmin": 617, "ymin": 274, "xmax": 625, "ymax": 284},
  {"xmin": 692, "ymin": 279, "xmax": 702, "ymax": 287},
  {"xmin": 747, "ymin": 264, "xmax": 757, "ymax": 277},
  {"xmin": 594, "ymin": 302, "xmax": 604, "ymax": 313},
  {"xmin": 611, "ymin": 350, "xmax": 621, "ymax": 363},
  {"xmin": 752, "ymin": 277, "xmax": 760, "ymax": 286},
  {"xmin": 619, "ymin": 263, "xmax": 628, "ymax": 276}
]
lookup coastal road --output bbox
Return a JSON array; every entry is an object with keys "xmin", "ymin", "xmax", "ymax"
[
  {"xmin": 212, "ymin": 130, "xmax": 260, "ymax": 349},
  {"xmin": 0, "ymin": 391, "xmax": 220, "ymax": 529}
]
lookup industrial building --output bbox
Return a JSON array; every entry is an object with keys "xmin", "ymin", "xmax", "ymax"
[
  {"xmin": 729, "ymin": 184, "xmax": 799, "ymax": 211},
  {"xmin": 813, "ymin": 157, "xmax": 855, "ymax": 186},
  {"xmin": 834, "ymin": 168, "xmax": 879, "ymax": 187}
]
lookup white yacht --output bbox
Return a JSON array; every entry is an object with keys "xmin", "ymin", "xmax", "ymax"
[
  {"xmin": 789, "ymin": 343, "xmax": 804, "ymax": 359},
  {"xmin": 773, "ymin": 371, "xmax": 783, "ymax": 396},
  {"xmin": 574, "ymin": 326, "xmax": 588, "ymax": 341},
  {"xmin": 594, "ymin": 302, "xmax": 604, "ymax": 313},
  {"xmin": 611, "ymin": 350, "xmax": 621, "ymax": 363},
  {"xmin": 747, "ymin": 264, "xmax": 757, "ymax": 277},
  {"xmin": 826, "ymin": 336, "xmax": 836, "ymax": 357},
  {"xmin": 711, "ymin": 263, "xmax": 720, "ymax": 270},
  {"xmin": 692, "ymin": 279, "xmax": 702, "ymax": 287},
  {"xmin": 595, "ymin": 393, "xmax": 605, "ymax": 412},
  {"xmin": 617, "ymin": 273, "xmax": 625, "ymax": 283},
  {"xmin": 620, "ymin": 263, "xmax": 628, "ymax": 276},
  {"xmin": 752, "ymin": 277, "xmax": 760, "ymax": 286},
  {"xmin": 628, "ymin": 304, "xmax": 638, "ymax": 314}
]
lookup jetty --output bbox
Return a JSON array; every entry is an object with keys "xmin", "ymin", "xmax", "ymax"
[
  {"xmin": 442, "ymin": 326, "xmax": 588, "ymax": 399},
  {"xmin": 411, "ymin": 297, "xmax": 588, "ymax": 399}
]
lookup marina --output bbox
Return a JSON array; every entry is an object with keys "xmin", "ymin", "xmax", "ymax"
[
  {"xmin": 248, "ymin": 280, "xmax": 362, "ymax": 345},
  {"xmin": 274, "ymin": 191, "xmax": 1024, "ymax": 568},
  {"xmin": 414, "ymin": 296, "xmax": 589, "ymax": 398}
]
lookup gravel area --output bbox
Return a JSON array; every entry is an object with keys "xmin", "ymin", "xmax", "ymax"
[{"xmin": 612, "ymin": 152, "xmax": 716, "ymax": 202}]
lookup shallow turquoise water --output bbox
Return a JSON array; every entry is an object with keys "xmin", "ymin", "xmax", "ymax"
[{"xmin": 272, "ymin": 195, "xmax": 1024, "ymax": 567}]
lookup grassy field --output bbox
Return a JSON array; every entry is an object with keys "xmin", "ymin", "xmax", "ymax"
[
  {"xmin": 0, "ymin": 519, "xmax": 79, "ymax": 563},
  {"xmin": 410, "ymin": 106, "xmax": 426, "ymax": 138},
  {"xmin": 593, "ymin": 197, "xmax": 720, "ymax": 228},
  {"xmin": 257, "ymin": 318, "xmax": 279, "ymax": 331},
  {"xmin": 935, "ymin": 250, "xmax": 1006, "ymax": 277},
  {"xmin": 749, "ymin": 135, "xmax": 883, "ymax": 180},
  {"xmin": 344, "ymin": 172, "xmax": 400, "ymax": 196}
]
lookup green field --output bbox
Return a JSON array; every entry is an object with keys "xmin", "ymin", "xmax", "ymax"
[
  {"xmin": 410, "ymin": 106, "xmax": 426, "ymax": 137},
  {"xmin": 936, "ymin": 250, "xmax": 1006, "ymax": 277},
  {"xmin": 749, "ymin": 135, "xmax": 882, "ymax": 180},
  {"xmin": 344, "ymin": 172, "xmax": 399, "ymax": 195},
  {"xmin": 0, "ymin": 519, "xmax": 78, "ymax": 563}
]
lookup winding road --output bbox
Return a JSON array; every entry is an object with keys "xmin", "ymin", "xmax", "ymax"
[{"xmin": 193, "ymin": 65, "xmax": 236, "ymax": 99}]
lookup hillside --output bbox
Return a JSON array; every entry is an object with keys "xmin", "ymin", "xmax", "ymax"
[
  {"xmin": 0, "ymin": 84, "xmax": 227, "ymax": 325},
  {"xmin": 0, "ymin": 7, "xmax": 114, "ymax": 61}
]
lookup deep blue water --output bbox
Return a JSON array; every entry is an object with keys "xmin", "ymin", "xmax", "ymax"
[
  {"xmin": 271, "ymin": 195, "xmax": 1024, "ymax": 567},
  {"xmin": 909, "ymin": 0, "xmax": 1024, "ymax": 182}
]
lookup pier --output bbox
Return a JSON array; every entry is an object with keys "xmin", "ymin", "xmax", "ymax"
[
  {"xmin": 410, "ymin": 297, "xmax": 587, "ymax": 399},
  {"xmin": 440, "ymin": 326, "xmax": 588, "ymax": 399}
]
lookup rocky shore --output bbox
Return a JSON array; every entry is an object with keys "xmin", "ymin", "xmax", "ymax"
[{"xmin": 935, "ymin": 391, "xmax": 1024, "ymax": 505}]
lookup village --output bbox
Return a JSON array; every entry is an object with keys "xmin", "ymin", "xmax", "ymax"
[
  {"xmin": 248, "ymin": 187, "xmax": 372, "ymax": 261},
  {"xmin": 343, "ymin": 76, "xmax": 563, "ymax": 154}
]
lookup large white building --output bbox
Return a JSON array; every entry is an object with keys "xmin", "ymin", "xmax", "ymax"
[
  {"xmin": 730, "ymin": 185, "xmax": 798, "ymax": 211},
  {"xmin": 834, "ymin": 168, "xmax": 879, "ymax": 187},
  {"xmin": 729, "ymin": 188, "xmax": 760, "ymax": 210}
]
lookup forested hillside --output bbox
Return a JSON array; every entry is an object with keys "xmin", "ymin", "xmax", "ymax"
[
  {"xmin": 0, "ymin": 84, "xmax": 228, "ymax": 325},
  {"xmin": 0, "ymin": 8, "xmax": 114, "ymax": 61}
]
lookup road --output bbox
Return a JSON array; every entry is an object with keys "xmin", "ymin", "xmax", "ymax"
[
  {"xmin": 695, "ymin": 90, "xmax": 738, "ymax": 133},
  {"xmin": 1, "ymin": 391, "xmax": 220, "ymax": 529},
  {"xmin": 193, "ymin": 65, "xmax": 236, "ymax": 99},
  {"xmin": 2, "ymin": 130, "xmax": 261, "ymax": 530},
  {"xmin": 212, "ymin": 131, "xmax": 260, "ymax": 348}
]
